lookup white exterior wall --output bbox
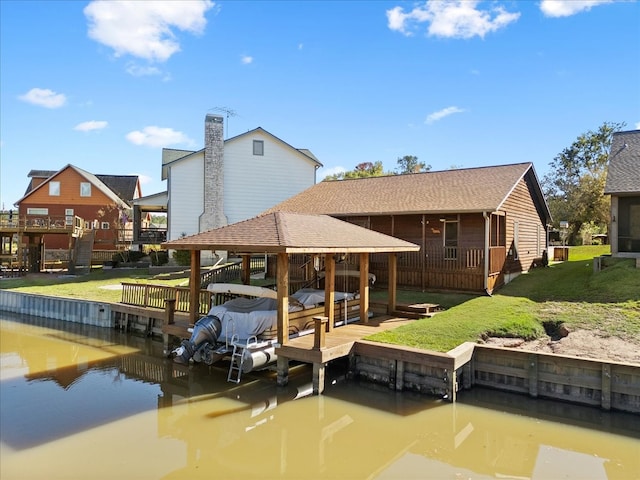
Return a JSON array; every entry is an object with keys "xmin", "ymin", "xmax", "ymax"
[
  {"xmin": 223, "ymin": 132, "xmax": 317, "ymax": 224},
  {"xmin": 167, "ymin": 152, "xmax": 204, "ymax": 241}
]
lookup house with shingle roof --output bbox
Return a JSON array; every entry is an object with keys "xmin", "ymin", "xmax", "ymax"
[
  {"xmin": 132, "ymin": 114, "xmax": 321, "ymax": 263},
  {"xmin": 264, "ymin": 162, "xmax": 552, "ymax": 293},
  {"xmin": 604, "ymin": 130, "xmax": 640, "ymax": 257},
  {"xmin": 15, "ymin": 164, "xmax": 141, "ymax": 253}
]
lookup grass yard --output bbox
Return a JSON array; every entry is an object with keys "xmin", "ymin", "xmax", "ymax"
[
  {"xmin": 367, "ymin": 245, "xmax": 640, "ymax": 351},
  {"xmin": 0, "ymin": 268, "xmax": 189, "ymax": 304}
]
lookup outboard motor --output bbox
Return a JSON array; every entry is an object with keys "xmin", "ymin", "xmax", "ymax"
[{"xmin": 172, "ymin": 315, "xmax": 221, "ymax": 364}]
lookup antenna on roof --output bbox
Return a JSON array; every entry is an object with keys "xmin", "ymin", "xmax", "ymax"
[{"xmin": 211, "ymin": 107, "xmax": 238, "ymax": 138}]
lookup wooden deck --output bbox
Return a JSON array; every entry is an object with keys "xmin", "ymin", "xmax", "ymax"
[{"xmin": 276, "ymin": 315, "xmax": 415, "ymax": 364}]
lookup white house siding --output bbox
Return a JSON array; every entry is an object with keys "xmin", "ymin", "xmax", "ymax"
[
  {"xmin": 223, "ymin": 131, "xmax": 317, "ymax": 224},
  {"xmin": 167, "ymin": 152, "xmax": 204, "ymax": 241}
]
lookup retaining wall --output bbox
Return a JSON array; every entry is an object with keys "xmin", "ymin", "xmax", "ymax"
[
  {"xmin": 352, "ymin": 341, "xmax": 640, "ymax": 414},
  {"xmin": 0, "ymin": 290, "xmax": 113, "ymax": 328}
]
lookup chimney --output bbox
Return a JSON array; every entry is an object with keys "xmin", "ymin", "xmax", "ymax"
[{"xmin": 200, "ymin": 114, "xmax": 227, "ymax": 232}]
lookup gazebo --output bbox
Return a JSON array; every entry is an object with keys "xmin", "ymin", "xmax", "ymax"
[{"xmin": 163, "ymin": 211, "xmax": 420, "ymax": 392}]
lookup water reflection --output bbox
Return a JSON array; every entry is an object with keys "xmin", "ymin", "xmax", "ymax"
[{"xmin": 1, "ymin": 313, "xmax": 639, "ymax": 480}]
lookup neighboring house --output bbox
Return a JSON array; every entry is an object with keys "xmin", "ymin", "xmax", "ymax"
[
  {"xmin": 264, "ymin": 162, "xmax": 552, "ymax": 294},
  {"xmin": 132, "ymin": 114, "xmax": 322, "ymax": 261},
  {"xmin": 604, "ymin": 129, "xmax": 640, "ymax": 257},
  {"xmin": 15, "ymin": 165, "xmax": 141, "ymax": 251}
]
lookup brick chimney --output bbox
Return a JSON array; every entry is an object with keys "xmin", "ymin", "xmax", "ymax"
[{"xmin": 200, "ymin": 114, "xmax": 227, "ymax": 232}]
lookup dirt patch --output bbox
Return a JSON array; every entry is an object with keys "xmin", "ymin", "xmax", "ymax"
[{"xmin": 483, "ymin": 329, "xmax": 640, "ymax": 365}]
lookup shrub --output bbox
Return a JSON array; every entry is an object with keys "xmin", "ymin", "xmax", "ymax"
[
  {"xmin": 150, "ymin": 250, "xmax": 169, "ymax": 266},
  {"xmin": 172, "ymin": 249, "xmax": 191, "ymax": 266},
  {"xmin": 112, "ymin": 250, "xmax": 146, "ymax": 265}
]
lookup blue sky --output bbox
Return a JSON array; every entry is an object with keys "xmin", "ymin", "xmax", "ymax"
[{"xmin": 1, "ymin": 0, "xmax": 639, "ymax": 209}]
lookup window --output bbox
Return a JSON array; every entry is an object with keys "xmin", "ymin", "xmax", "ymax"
[
  {"xmin": 49, "ymin": 181, "xmax": 60, "ymax": 196},
  {"xmin": 80, "ymin": 182, "xmax": 91, "ymax": 197},
  {"xmin": 490, "ymin": 214, "xmax": 506, "ymax": 247},
  {"xmin": 101, "ymin": 222, "xmax": 110, "ymax": 230},
  {"xmin": 27, "ymin": 208, "xmax": 49, "ymax": 215},
  {"xmin": 65, "ymin": 209, "xmax": 74, "ymax": 226},
  {"xmin": 443, "ymin": 220, "xmax": 458, "ymax": 260},
  {"xmin": 253, "ymin": 140, "xmax": 264, "ymax": 156}
]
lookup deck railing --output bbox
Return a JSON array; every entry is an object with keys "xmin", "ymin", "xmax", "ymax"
[{"xmin": 121, "ymin": 283, "xmax": 214, "ymax": 315}]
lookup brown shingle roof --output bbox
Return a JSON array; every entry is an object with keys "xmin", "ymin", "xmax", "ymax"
[
  {"xmin": 264, "ymin": 163, "xmax": 536, "ymax": 216},
  {"xmin": 163, "ymin": 212, "xmax": 419, "ymax": 254},
  {"xmin": 604, "ymin": 130, "xmax": 640, "ymax": 195}
]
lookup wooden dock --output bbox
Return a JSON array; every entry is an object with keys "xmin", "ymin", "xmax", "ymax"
[{"xmin": 276, "ymin": 315, "xmax": 415, "ymax": 364}]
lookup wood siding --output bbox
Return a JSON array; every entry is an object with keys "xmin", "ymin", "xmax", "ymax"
[
  {"xmin": 18, "ymin": 167, "xmax": 122, "ymax": 250},
  {"xmin": 224, "ymin": 132, "xmax": 318, "ymax": 225},
  {"xmin": 501, "ymin": 178, "xmax": 547, "ymax": 274}
]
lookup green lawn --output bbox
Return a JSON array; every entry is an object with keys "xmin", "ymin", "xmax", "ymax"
[
  {"xmin": 0, "ymin": 268, "xmax": 189, "ymax": 304},
  {"xmin": 367, "ymin": 245, "xmax": 640, "ymax": 351}
]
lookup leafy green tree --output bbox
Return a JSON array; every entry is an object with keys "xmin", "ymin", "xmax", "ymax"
[
  {"xmin": 542, "ymin": 121, "xmax": 625, "ymax": 244},
  {"xmin": 396, "ymin": 155, "xmax": 431, "ymax": 174},
  {"xmin": 323, "ymin": 161, "xmax": 387, "ymax": 180}
]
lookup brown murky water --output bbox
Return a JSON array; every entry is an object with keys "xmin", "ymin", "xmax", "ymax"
[{"xmin": 1, "ymin": 314, "xmax": 639, "ymax": 480}]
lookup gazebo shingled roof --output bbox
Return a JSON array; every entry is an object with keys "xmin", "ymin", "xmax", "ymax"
[{"xmin": 163, "ymin": 211, "xmax": 420, "ymax": 254}]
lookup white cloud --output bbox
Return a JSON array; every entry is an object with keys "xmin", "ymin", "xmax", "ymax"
[
  {"xmin": 19, "ymin": 88, "xmax": 67, "ymax": 108},
  {"xmin": 126, "ymin": 63, "xmax": 163, "ymax": 77},
  {"xmin": 74, "ymin": 120, "xmax": 108, "ymax": 132},
  {"xmin": 84, "ymin": 0, "xmax": 214, "ymax": 62},
  {"xmin": 126, "ymin": 126, "xmax": 193, "ymax": 148},
  {"xmin": 241, "ymin": 55, "xmax": 254, "ymax": 64},
  {"xmin": 540, "ymin": 0, "xmax": 614, "ymax": 18},
  {"xmin": 425, "ymin": 106, "xmax": 465, "ymax": 124},
  {"xmin": 387, "ymin": 0, "xmax": 520, "ymax": 39},
  {"xmin": 317, "ymin": 166, "xmax": 346, "ymax": 180}
]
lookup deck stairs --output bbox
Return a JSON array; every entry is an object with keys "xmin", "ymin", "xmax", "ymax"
[{"xmin": 69, "ymin": 229, "xmax": 95, "ymax": 274}]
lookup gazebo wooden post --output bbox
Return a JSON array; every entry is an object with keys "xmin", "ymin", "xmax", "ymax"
[
  {"xmin": 241, "ymin": 254, "xmax": 251, "ymax": 285},
  {"xmin": 189, "ymin": 249, "xmax": 201, "ymax": 323},
  {"xmin": 276, "ymin": 252, "xmax": 290, "ymax": 386},
  {"xmin": 359, "ymin": 252, "xmax": 370, "ymax": 324},
  {"xmin": 388, "ymin": 253, "xmax": 397, "ymax": 314},
  {"xmin": 323, "ymin": 254, "xmax": 335, "ymax": 331}
]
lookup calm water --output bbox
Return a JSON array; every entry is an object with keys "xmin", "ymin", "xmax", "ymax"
[{"xmin": 1, "ymin": 313, "xmax": 639, "ymax": 480}]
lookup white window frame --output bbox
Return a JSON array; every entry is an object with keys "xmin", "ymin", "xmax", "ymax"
[
  {"xmin": 80, "ymin": 182, "xmax": 91, "ymax": 197},
  {"xmin": 49, "ymin": 181, "xmax": 60, "ymax": 196},
  {"xmin": 27, "ymin": 208, "xmax": 49, "ymax": 215},
  {"xmin": 65, "ymin": 208, "xmax": 74, "ymax": 226},
  {"xmin": 101, "ymin": 222, "xmax": 110, "ymax": 230},
  {"xmin": 253, "ymin": 140, "xmax": 264, "ymax": 156}
]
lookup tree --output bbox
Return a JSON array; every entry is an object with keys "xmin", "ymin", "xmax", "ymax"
[
  {"xmin": 396, "ymin": 155, "xmax": 431, "ymax": 174},
  {"xmin": 323, "ymin": 161, "xmax": 387, "ymax": 180},
  {"xmin": 542, "ymin": 121, "xmax": 625, "ymax": 245}
]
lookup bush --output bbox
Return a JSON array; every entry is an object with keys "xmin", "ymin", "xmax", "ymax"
[
  {"xmin": 112, "ymin": 250, "xmax": 146, "ymax": 265},
  {"xmin": 150, "ymin": 250, "xmax": 169, "ymax": 266},
  {"xmin": 172, "ymin": 249, "xmax": 191, "ymax": 266}
]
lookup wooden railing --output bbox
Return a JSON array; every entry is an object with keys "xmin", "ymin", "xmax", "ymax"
[{"xmin": 121, "ymin": 283, "xmax": 214, "ymax": 315}]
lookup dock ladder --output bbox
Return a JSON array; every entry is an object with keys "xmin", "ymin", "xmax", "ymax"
[{"xmin": 227, "ymin": 335, "xmax": 258, "ymax": 383}]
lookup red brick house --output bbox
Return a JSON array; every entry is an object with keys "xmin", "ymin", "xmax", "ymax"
[
  {"xmin": 15, "ymin": 165, "xmax": 141, "ymax": 252},
  {"xmin": 265, "ymin": 163, "xmax": 552, "ymax": 294}
]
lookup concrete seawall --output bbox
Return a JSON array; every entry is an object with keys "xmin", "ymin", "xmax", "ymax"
[{"xmin": 0, "ymin": 290, "xmax": 113, "ymax": 328}]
